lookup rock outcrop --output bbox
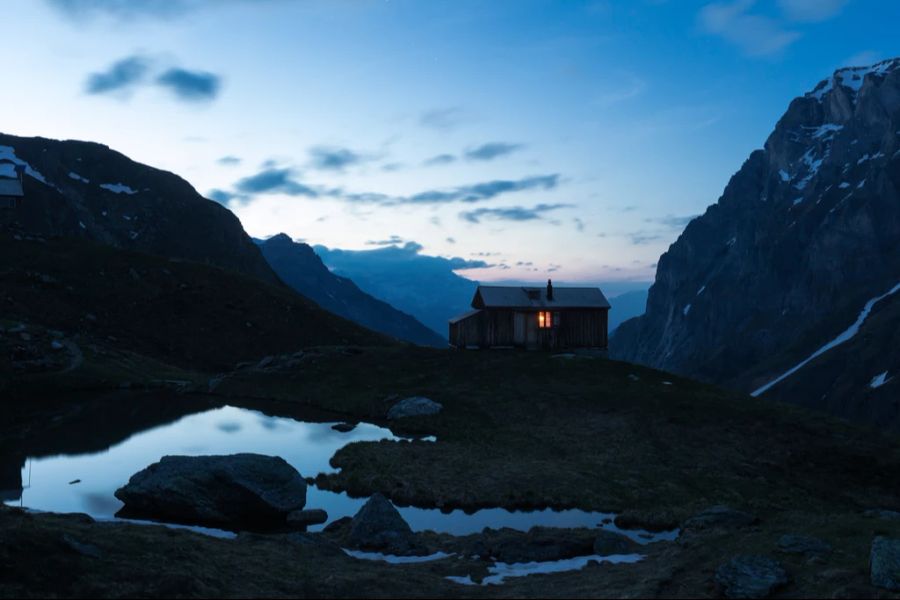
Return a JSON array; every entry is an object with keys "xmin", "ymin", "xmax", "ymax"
[
  {"xmin": 612, "ymin": 58, "xmax": 900, "ymax": 428},
  {"xmin": 387, "ymin": 396, "xmax": 443, "ymax": 420}
]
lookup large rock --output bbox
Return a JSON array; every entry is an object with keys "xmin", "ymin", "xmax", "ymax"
[
  {"xmin": 715, "ymin": 555, "xmax": 789, "ymax": 599},
  {"xmin": 386, "ymin": 396, "xmax": 442, "ymax": 420},
  {"xmin": 347, "ymin": 493, "xmax": 416, "ymax": 554},
  {"xmin": 871, "ymin": 536, "xmax": 900, "ymax": 591},
  {"xmin": 114, "ymin": 453, "xmax": 307, "ymax": 530},
  {"xmin": 683, "ymin": 505, "xmax": 756, "ymax": 531}
]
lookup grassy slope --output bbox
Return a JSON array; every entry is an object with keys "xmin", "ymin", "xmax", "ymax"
[{"xmin": 0, "ymin": 234, "xmax": 389, "ymax": 387}]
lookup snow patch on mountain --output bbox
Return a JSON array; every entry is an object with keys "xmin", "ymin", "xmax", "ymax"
[
  {"xmin": 100, "ymin": 182, "xmax": 138, "ymax": 195},
  {"xmin": 68, "ymin": 171, "xmax": 90, "ymax": 183},
  {"xmin": 870, "ymin": 372, "xmax": 890, "ymax": 389},
  {"xmin": 0, "ymin": 145, "xmax": 51, "ymax": 186},
  {"xmin": 752, "ymin": 280, "xmax": 900, "ymax": 398}
]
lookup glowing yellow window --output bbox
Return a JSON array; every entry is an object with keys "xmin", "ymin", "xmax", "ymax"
[{"xmin": 538, "ymin": 311, "xmax": 553, "ymax": 329}]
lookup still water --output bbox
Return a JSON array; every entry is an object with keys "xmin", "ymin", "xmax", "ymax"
[{"xmin": 5, "ymin": 402, "xmax": 675, "ymax": 541}]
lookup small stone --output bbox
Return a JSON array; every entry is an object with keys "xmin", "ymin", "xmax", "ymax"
[
  {"xmin": 777, "ymin": 534, "xmax": 831, "ymax": 556},
  {"xmin": 715, "ymin": 555, "xmax": 788, "ymax": 599},
  {"xmin": 387, "ymin": 396, "xmax": 443, "ymax": 420},
  {"xmin": 871, "ymin": 536, "xmax": 900, "ymax": 591}
]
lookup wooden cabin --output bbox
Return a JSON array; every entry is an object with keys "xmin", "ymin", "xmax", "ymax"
[
  {"xmin": 0, "ymin": 162, "xmax": 24, "ymax": 209},
  {"xmin": 449, "ymin": 280, "xmax": 610, "ymax": 350}
]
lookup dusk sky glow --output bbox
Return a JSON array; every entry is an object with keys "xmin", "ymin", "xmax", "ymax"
[{"xmin": 3, "ymin": 0, "xmax": 899, "ymax": 282}]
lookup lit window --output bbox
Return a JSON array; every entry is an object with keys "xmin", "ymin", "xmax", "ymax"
[{"xmin": 538, "ymin": 311, "xmax": 553, "ymax": 329}]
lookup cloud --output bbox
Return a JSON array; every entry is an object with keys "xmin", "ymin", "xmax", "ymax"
[
  {"xmin": 207, "ymin": 189, "xmax": 237, "ymax": 205},
  {"xmin": 777, "ymin": 0, "xmax": 847, "ymax": 22},
  {"xmin": 403, "ymin": 241, "xmax": 423, "ymax": 253},
  {"xmin": 464, "ymin": 142, "xmax": 524, "ymax": 161},
  {"xmin": 423, "ymin": 154, "xmax": 457, "ymax": 167},
  {"xmin": 628, "ymin": 232, "xmax": 664, "ymax": 245},
  {"xmin": 48, "ymin": 0, "xmax": 193, "ymax": 19},
  {"xmin": 365, "ymin": 235, "xmax": 404, "ymax": 246},
  {"xmin": 460, "ymin": 203, "xmax": 574, "ymax": 224},
  {"xmin": 156, "ymin": 68, "xmax": 221, "ymax": 102},
  {"xmin": 234, "ymin": 168, "xmax": 318, "ymax": 197},
  {"xmin": 644, "ymin": 214, "xmax": 699, "ymax": 229},
  {"xmin": 405, "ymin": 174, "xmax": 559, "ymax": 205},
  {"xmin": 699, "ymin": 0, "xmax": 800, "ymax": 57},
  {"xmin": 446, "ymin": 237, "xmax": 456, "ymax": 244},
  {"xmin": 217, "ymin": 156, "xmax": 241, "ymax": 166},
  {"xmin": 420, "ymin": 107, "xmax": 464, "ymax": 131},
  {"xmin": 308, "ymin": 145, "xmax": 365, "ymax": 172},
  {"xmin": 85, "ymin": 55, "xmax": 150, "ymax": 95},
  {"xmin": 573, "ymin": 217, "xmax": 585, "ymax": 232}
]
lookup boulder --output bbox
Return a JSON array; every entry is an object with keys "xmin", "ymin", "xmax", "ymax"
[
  {"xmin": 871, "ymin": 536, "xmax": 900, "ymax": 591},
  {"xmin": 684, "ymin": 505, "xmax": 756, "ymax": 531},
  {"xmin": 287, "ymin": 509, "xmax": 328, "ymax": 529},
  {"xmin": 715, "ymin": 555, "xmax": 788, "ymax": 599},
  {"xmin": 776, "ymin": 534, "xmax": 831, "ymax": 556},
  {"xmin": 114, "ymin": 453, "xmax": 307, "ymax": 530},
  {"xmin": 347, "ymin": 493, "xmax": 416, "ymax": 554},
  {"xmin": 387, "ymin": 396, "xmax": 442, "ymax": 420},
  {"xmin": 593, "ymin": 530, "xmax": 635, "ymax": 555}
]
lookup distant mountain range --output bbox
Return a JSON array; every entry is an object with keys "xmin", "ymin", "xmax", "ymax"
[
  {"xmin": 613, "ymin": 57, "xmax": 900, "ymax": 429},
  {"xmin": 257, "ymin": 234, "xmax": 446, "ymax": 347}
]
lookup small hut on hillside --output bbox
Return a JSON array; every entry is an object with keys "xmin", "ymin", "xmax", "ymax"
[
  {"xmin": 0, "ymin": 163, "xmax": 24, "ymax": 209},
  {"xmin": 449, "ymin": 280, "xmax": 610, "ymax": 350}
]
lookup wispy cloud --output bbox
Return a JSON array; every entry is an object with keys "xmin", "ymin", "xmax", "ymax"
[
  {"xmin": 85, "ymin": 55, "xmax": 150, "ymax": 96},
  {"xmin": 308, "ymin": 145, "xmax": 366, "ymax": 172},
  {"xmin": 365, "ymin": 235, "xmax": 404, "ymax": 246},
  {"xmin": 464, "ymin": 142, "xmax": 524, "ymax": 161},
  {"xmin": 217, "ymin": 156, "xmax": 241, "ymax": 166},
  {"xmin": 460, "ymin": 203, "xmax": 573, "ymax": 224},
  {"xmin": 405, "ymin": 174, "xmax": 559, "ymax": 205},
  {"xmin": 423, "ymin": 153, "xmax": 456, "ymax": 167},
  {"xmin": 644, "ymin": 214, "xmax": 699, "ymax": 229},
  {"xmin": 235, "ymin": 168, "xmax": 317, "ymax": 197},
  {"xmin": 419, "ymin": 107, "xmax": 465, "ymax": 131},
  {"xmin": 156, "ymin": 68, "xmax": 221, "ymax": 101},
  {"xmin": 699, "ymin": 0, "xmax": 799, "ymax": 57},
  {"xmin": 628, "ymin": 231, "xmax": 664, "ymax": 245},
  {"xmin": 777, "ymin": 0, "xmax": 847, "ymax": 22},
  {"xmin": 207, "ymin": 189, "xmax": 237, "ymax": 205}
]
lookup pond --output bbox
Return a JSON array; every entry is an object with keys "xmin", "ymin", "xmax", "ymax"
[{"xmin": 3, "ymin": 400, "xmax": 677, "ymax": 543}]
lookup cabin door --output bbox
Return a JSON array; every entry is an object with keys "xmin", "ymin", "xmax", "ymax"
[
  {"xmin": 525, "ymin": 313, "xmax": 539, "ymax": 350},
  {"xmin": 513, "ymin": 312, "xmax": 526, "ymax": 346}
]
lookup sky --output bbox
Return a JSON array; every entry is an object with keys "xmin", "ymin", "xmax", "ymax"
[{"xmin": 2, "ymin": 0, "xmax": 899, "ymax": 282}]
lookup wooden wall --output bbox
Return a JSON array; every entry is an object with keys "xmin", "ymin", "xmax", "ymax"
[{"xmin": 450, "ymin": 308, "xmax": 607, "ymax": 349}]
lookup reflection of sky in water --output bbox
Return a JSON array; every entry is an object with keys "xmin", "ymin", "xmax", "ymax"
[{"xmin": 6, "ymin": 405, "xmax": 675, "ymax": 540}]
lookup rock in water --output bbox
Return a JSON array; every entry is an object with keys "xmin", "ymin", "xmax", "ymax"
[
  {"xmin": 348, "ymin": 493, "xmax": 415, "ymax": 554},
  {"xmin": 871, "ymin": 537, "xmax": 900, "ymax": 591},
  {"xmin": 386, "ymin": 396, "xmax": 442, "ymax": 420},
  {"xmin": 715, "ymin": 555, "xmax": 788, "ymax": 599},
  {"xmin": 684, "ymin": 505, "xmax": 756, "ymax": 531},
  {"xmin": 114, "ymin": 453, "xmax": 307, "ymax": 530}
]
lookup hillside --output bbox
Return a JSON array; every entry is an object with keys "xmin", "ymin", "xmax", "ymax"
[
  {"xmin": 612, "ymin": 58, "xmax": 900, "ymax": 428},
  {"xmin": 258, "ymin": 234, "xmax": 446, "ymax": 347},
  {"xmin": 0, "ymin": 233, "xmax": 388, "ymax": 388},
  {"xmin": 0, "ymin": 133, "xmax": 277, "ymax": 284}
]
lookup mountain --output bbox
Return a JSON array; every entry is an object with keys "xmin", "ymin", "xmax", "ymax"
[
  {"xmin": 612, "ymin": 58, "xmax": 900, "ymax": 428},
  {"xmin": 257, "ymin": 234, "xmax": 446, "ymax": 347},
  {"xmin": 0, "ymin": 133, "xmax": 277, "ymax": 284},
  {"xmin": 608, "ymin": 289, "xmax": 648, "ymax": 334},
  {"xmin": 314, "ymin": 243, "xmax": 478, "ymax": 336}
]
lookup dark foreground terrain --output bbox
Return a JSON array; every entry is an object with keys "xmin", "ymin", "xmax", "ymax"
[{"xmin": 5, "ymin": 344, "xmax": 900, "ymax": 598}]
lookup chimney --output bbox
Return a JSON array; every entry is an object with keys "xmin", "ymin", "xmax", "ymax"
[{"xmin": 547, "ymin": 279, "xmax": 553, "ymax": 301}]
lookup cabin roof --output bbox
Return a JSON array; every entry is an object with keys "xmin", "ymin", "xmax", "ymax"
[
  {"xmin": 448, "ymin": 308, "xmax": 481, "ymax": 324},
  {"xmin": 0, "ymin": 178, "xmax": 23, "ymax": 198},
  {"xmin": 473, "ymin": 285, "xmax": 610, "ymax": 309}
]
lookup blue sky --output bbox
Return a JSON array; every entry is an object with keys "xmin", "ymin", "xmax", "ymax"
[{"xmin": 2, "ymin": 0, "xmax": 899, "ymax": 281}]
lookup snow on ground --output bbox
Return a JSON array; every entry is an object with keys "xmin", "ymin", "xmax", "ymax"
[
  {"xmin": 100, "ymin": 182, "xmax": 138, "ymax": 195},
  {"xmin": 752, "ymin": 280, "xmax": 900, "ymax": 397},
  {"xmin": 683, "ymin": 304, "xmax": 691, "ymax": 316},
  {"xmin": 811, "ymin": 124, "xmax": 843, "ymax": 140},
  {"xmin": 870, "ymin": 372, "xmax": 890, "ymax": 389},
  {"xmin": 343, "ymin": 550, "xmax": 453, "ymax": 564},
  {"xmin": 0, "ymin": 145, "xmax": 51, "ymax": 185},
  {"xmin": 68, "ymin": 171, "xmax": 90, "ymax": 183},
  {"xmin": 446, "ymin": 553, "xmax": 644, "ymax": 586}
]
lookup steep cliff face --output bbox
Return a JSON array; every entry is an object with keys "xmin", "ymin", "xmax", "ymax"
[
  {"xmin": 258, "ymin": 234, "xmax": 447, "ymax": 347},
  {"xmin": 0, "ymin": 133, "xmax": 278, "ymax": 284},
  {"xmin": 612, "ymin": 58, "xmax": 900, "ymax": 427}
]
